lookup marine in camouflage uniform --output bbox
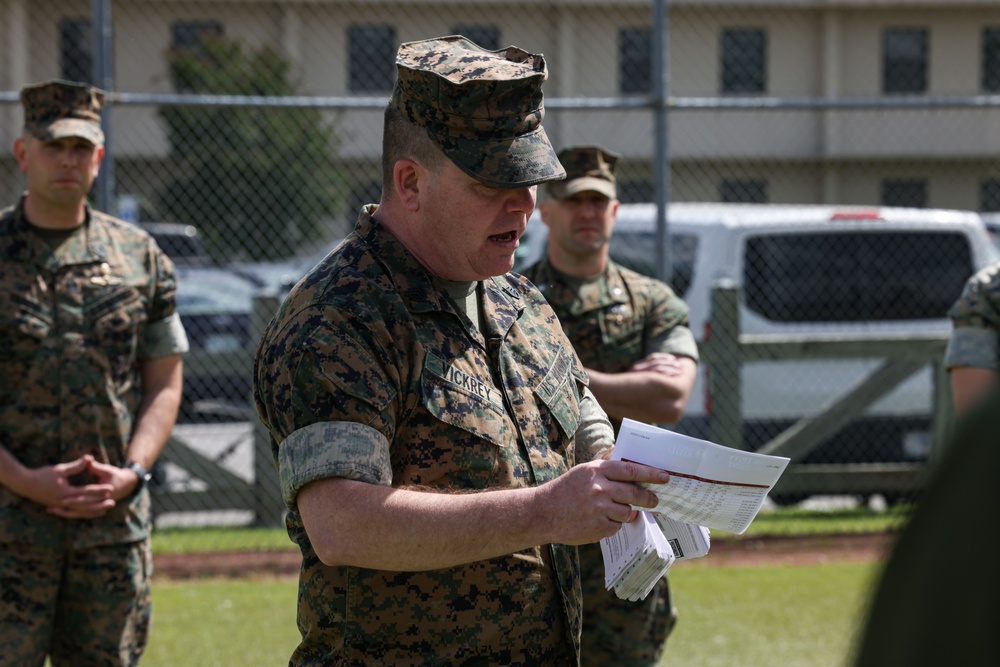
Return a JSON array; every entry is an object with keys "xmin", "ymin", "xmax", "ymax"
[
  {"xmin": 944, "ymin": 260, "xmax": 1000, "ymax": 414},
  {"xmin": 522, "ymin": 146, "xmax": 699, "ymax": 667},
  {"xmin": 945, "ymin": 260, "xmax": 1000, "ymax": 369},
  {"xmin": 852, "ymin": 383, "xmax": 1000, "ymax": 667},
  {"xmin": 255, "ymin": 37, "xmax": 671, "ymax": 666},
  {"xmin": 0, "ymin": 80, "xmax": 188, "ymax": 666}
]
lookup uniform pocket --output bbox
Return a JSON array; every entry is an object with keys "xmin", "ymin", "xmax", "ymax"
[
  {"xmin": 0, "ymin": 291, "xmax": 53, "ymax": 344},
  {"xmin": 533, "ymin": 345, "xmax": 582, "ymax": 442},
  {"xmin": 86, "ymin": 284, "xmax": 147, "ymax": 377},
  {"xmin": 88, "ymin": 284, "xmax": 146, "ymax": 337},
  {"xmin": 421, "ymin": 352, "xmax": 511, "ymax": 448}
]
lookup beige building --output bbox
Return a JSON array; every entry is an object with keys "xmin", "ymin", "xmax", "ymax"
[{"xmin": 3, "ymin": 0, "xmax": 1000, "ymax": 217}]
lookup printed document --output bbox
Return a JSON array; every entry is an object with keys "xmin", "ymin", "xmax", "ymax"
[
  {"xmin": 601, "ymin": 419, "xmax": 789, "ymax": 600},
  {"xmin": 612, "ymin": 418, "xmax": 790, "ymax": 535}
]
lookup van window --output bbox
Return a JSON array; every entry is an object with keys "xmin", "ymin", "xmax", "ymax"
[
  {"xmin": 608, "ymin": 232, "xmax": 698, "ymax": 298},
  {"xmin": 744, "ymin": 231, "xmax": 973, "ymax": 322},
  {"xmin": 153, "ymin": 233, "xmax": 204, "ymax": 261}
]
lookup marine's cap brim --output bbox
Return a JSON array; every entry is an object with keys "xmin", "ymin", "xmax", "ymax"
[
  {"xmin": 548, "ymin": 176, "xmax": 617, "ymax": 200},
  {"xmin": 31, "ymin": 118, "xmax": 104, "ymax": 145},
  {"xmin": 443, "ymin": 125, "xmax": 566, "ymax": 189}
]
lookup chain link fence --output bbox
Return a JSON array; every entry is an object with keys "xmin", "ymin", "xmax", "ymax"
[{"xmin": 5, "ymin": 0, "xmax": 1000, "ymax": 527}]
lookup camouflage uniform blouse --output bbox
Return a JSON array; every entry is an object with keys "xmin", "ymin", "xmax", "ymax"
[
  {"xmin": 945, "ymin": 260, "xmax": 1000, "ymax": 371},
  {"xmin": 0, "ymin": 197, "xmax": 188, "ymax": 548},
  {"xmin": 255, "ymin": 207, "xmax": 599, "ymax": 666},
  {"xmin": 522, "ymin": 257, "xmax": 699, "ymax": 434}
]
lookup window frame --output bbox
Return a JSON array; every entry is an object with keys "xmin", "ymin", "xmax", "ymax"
[
  {"xmin": 720, "ymin": 178, "xmax": 769, "ymax": 204},
  {"xmin": 979, "ymin": 178, "xmax": 1000, "ymax": 212},
  {"xmin": 171, "ymin": 20, "xmax": 224, "ymax": 56},
  {"xmin": 882, "ymin": 27, "xmax": 929, "ymax": 95},
  {"xmin": 348, "ymin": 24, "xmax": 397, "ymax": 93},
  {"xmin": 720, "ymin": 28, "xmax": 767, "ymax": 94},
  {"xmin": 880, "ymin": 178, "xmax": 928, "ymax": 208},
  {"xmin": 982, "ymin": 27, "xmax": 1000, "ymax": 92},
  {"xmin": 451, "ymin": 25, "xmax": 500, "ymax": 51},
  {"xmin": 60, "ymin": 17, "xmax": 93, "ymax": 84},
  {"xmin": 618, "ymin": 26, "xmax": 652, "ymax": 95}
]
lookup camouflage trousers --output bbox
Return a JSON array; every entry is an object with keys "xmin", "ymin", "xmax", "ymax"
[
  {"xmin": 0, "ymin": 538, "xmax": 152, "ymax": 667},
  {"xmin": 579, "ymin": 541, "xmax": 678, "ymax": 667}
]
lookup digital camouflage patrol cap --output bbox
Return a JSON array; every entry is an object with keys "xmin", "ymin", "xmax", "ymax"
[
  {"xmin": 546, "ymin": 145, "xmax": 621, "ymax": 201},
  {"xmin": 20, "ymin": 79, "xmax": 106, "ymax": 145},
  {"xmin": 391, "ymin": 35, "xmax": 566, "ymax": 188}
]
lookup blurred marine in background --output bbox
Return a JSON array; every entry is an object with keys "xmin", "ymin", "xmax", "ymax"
[
  {"xmin": 522, "ymin": 145, "xmax": 699, "ymax": 666},
  {"xmin": 944, "ymin": 259, "xmax": 1000, "ymax": 415},
  {"xmin": 852, "ymin": 380, "xmax": 1000, "ymax": 667},
  {"xmin": 0, "ymin": 79, "xmax": 188, "ymax": 665}
]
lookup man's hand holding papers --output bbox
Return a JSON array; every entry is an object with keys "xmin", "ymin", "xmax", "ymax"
[{"xmin": 600, "ymin": 419, "xmax": 790, "ymax": 600}]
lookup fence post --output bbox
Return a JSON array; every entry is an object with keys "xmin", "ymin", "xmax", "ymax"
[
  {"xmin": 707, "ymin": 279, "xmax": 744, "ymax": 449},
  {"xmin": 930, "ymin": 359, "xmax": 956, "ymax": 467},
  {"xmin": 251, "ymin": 293, "xmax": 286, "ymax": 527}
]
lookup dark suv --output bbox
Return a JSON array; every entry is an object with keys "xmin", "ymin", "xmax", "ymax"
[{"xmin": 139, "ymin": 222, "xmax": 213, "ymax": 267}]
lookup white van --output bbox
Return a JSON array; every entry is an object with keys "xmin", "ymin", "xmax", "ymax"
[{"xmin": 516, "ymin": 203, "xmax": 998, "ymax": 472}]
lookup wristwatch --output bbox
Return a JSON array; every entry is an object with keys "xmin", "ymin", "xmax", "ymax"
[{"xmin": 125, "ymin": 460, "xmax": 152, "ymax": 493}]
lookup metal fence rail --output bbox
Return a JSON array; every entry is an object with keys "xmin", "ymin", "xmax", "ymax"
[{"xmin": 703, "ymin": 282, "xmax": 954, "ymax": 505}]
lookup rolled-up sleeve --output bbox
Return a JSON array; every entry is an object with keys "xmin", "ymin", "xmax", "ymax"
[
  {"xmin": 945, "ymin": 263, "xmax": 1000, "ymax": 370},
  {"xmin": 651, "ymin": 324, "xmax": 699, "ymax": 362},
  {"xmin": 574, "ymin": 386, "xmax": 615, "ymax": 463},
  {"xmin": 277, "ymin": 420, "xmax": 392, "ymax": 509},
  {"xmin": 142, "ymin": 312, "xmax": 189, "ymax": 359},
  {"xmin": 944, "ymin": 326, "xmax": 999, "ymax": 371}
]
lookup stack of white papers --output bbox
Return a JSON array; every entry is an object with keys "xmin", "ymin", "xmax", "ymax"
[
  {"xmin": 602, "ymin": 512, "xmax": 674, "ymax": 601},
  {"xmin": 654, "ymin": 512, "xmax": 711, "ymax": 561},
  {"xmin": 601, "ymin": 511, "xmax": 712, "ymax": 601},
  {"xmin": 600, "ymin": 419, "xmax": 789, "ymax": 600}
]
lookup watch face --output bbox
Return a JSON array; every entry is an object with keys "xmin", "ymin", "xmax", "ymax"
[{"xmin": 128, "ymin": 462, "xmax": 151, "ymax": 482}]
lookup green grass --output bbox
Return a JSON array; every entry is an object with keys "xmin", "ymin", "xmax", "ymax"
[
  {"xmin": 145, "ymin": 579, "xmax": 298, "ymax": 666},
  {"xmin": 735, "ymin": 504, "xmax": 910, "ymax": 539},
  {"xmin": 141, "ymin": 505, "xmax": 897, "ymax": 665},
  {"xmin": 141, "ymin": 561, "xmax": 881, "ymax": 667},
  {"xmin": 152, "ymin": 525, "xmax": 295, "ymax": 554},
  {"xmin": 664, "ymin": 561, "xmax": 881, "ymax": 667}
]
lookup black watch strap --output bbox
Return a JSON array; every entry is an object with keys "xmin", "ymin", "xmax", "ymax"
[{"xmin": 125, "ymin": 460, "xmax": 152, "ymax": 492}]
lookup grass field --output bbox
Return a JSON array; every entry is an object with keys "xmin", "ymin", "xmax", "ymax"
[
  {"xmin": 665, "ymin": 561, "xmax": 880, "ymax": 667},
  {"xmin": 145, "ymin": 578, "xmax": 299, "ymax": 665},
  {"xmin": 143, "ymin": 559, "xmax": 884, "ymax": 666},
  {"xmin": 141, "ymin": 504, "xmax": 898, "ymax": 665}
]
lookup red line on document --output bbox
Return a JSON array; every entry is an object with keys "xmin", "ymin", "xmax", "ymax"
[{"xmin": 623, "ymin": 459, "xmax": 771, "ymax": 489}]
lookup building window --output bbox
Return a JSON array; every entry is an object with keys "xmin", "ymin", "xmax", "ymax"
[
  {"xmin": 881, "ymin": 178, "xmax": 927, "ymax": 207},
  {"xmin": 171, "ymin": 20, "xmax": 223, "ymax": 56},
  {"xmin": 60, "ymin": 18, "xmax": 92, "ymax": 84},
  {"xmin": 883, "ymin": 28, "xmax": 928, "ymax": 94},
  {"xmin": 721, "ymin": 28, "xmax": 766, "ymax": 94},
  {"xmin": 452, "ymin": 25, "xmax": 499, "ymax": 51},
  {"xmin": 983, "ymin": 28, "xmax": 1000, "ymax": 92},
  {"xmin": 619, "ymin": 179, "xmax": 654, "ymax": 205},
  {"xmin": 619, "ymin": 27, "xmax": 651, "ymax": 94},
  {"xmin": 349, "ymin": 25, "xmax": 396, "ymax": 92},
  {"xmin": 169, "ymin": 21, "xmax": 225, "ymax": 92},
  {"xmin": 720, "ymin": 178, "xmax": 768, "ymax": 203},
  {"xmin": 980, "ymin": 178, "xmax": 1000, "ymax": 211}
]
